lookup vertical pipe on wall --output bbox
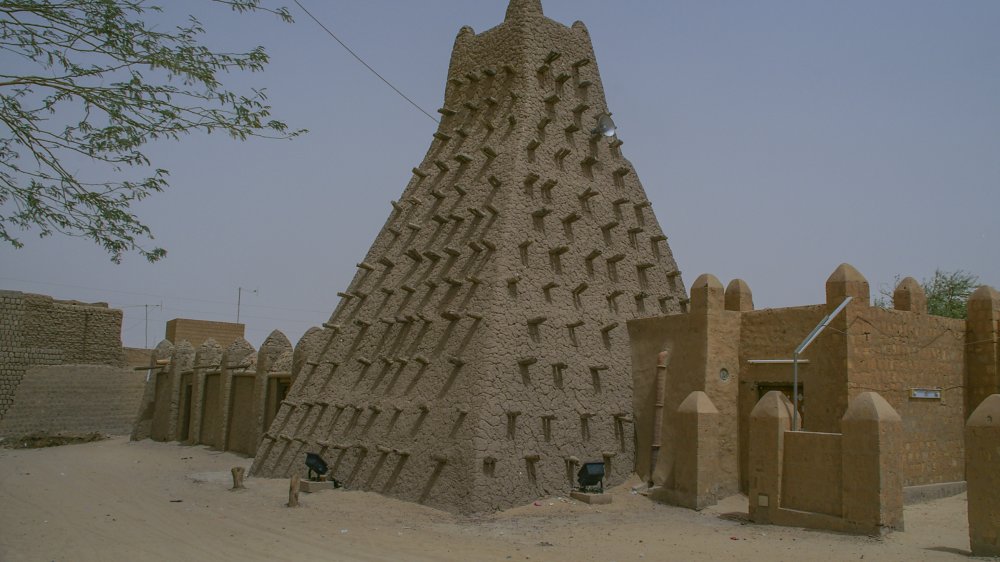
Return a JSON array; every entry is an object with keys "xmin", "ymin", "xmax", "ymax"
[{"xmin": 648, "ymin": 350, "xmax": 669, "ymax": 485}]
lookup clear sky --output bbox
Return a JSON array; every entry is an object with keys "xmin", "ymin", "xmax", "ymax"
[{"xmin": 2, "ymin": 0, "xmax": 998, "ymax": 349}]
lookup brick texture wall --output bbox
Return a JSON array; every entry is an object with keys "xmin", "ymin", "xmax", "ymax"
[
  {"xmin": 124, "ymin": 347, "xmax": 153, "ymax": 368},
  {"xmin": 0, "ymin": 365, "xmax": 146, "ymax": 438},
  {"xmin": 165, "ymin": 318, "xmax": 245, "ymax": 349},
  {"xmin": 1, "ymin": 290, "xmax": 125, "ymax": 421},
  {"xmin": 845, "ymin": 307, "xmax": 966, "ymax": 486}
]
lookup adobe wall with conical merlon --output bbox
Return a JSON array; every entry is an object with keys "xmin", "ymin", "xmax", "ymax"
[
  {"xmin": 250, "ymin": 0, "xmax": 687, "ymax": 514},
  {"xmin": 966, "ymin": 394, "xmax": 1000, "ymax": 557}
]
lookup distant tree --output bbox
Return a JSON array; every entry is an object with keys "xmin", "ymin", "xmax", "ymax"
[
  {"xmin": 923, "ymin": 269, "xmax": 979, "ymax": 319},
  {"xmin": 0, "ymin": 0, "xmax": 304, "ymax": 262},
  {"xmin": 876, "ymin": 269, "xmax": 980, "ymax": 319}
]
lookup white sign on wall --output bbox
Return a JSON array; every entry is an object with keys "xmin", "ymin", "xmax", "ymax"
[{"xmin": 909, "ymin": 388, "xmax": 943, "ymax": 400}]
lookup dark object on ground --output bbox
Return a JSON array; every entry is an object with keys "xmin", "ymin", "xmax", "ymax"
[{"xmin": 0, "ymin": 433, "xmax": 107, "ymax": 449}]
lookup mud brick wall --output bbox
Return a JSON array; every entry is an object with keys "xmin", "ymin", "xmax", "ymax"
[
  {"xmin": 736, "ymin": 304, "xmax": 825, "ymax": 490},
  {"xmin": 966, "ymin": 394, "xmax": 1000, "ymax": 557},
  {"xmin": 165, "ymin": 318, "xmax": 245, "ymax": 349},
  {"xmin": 781, "ymin": 431, "xmax": 842, "ymax": 516},
  {"xmin": 630, "ymin": 276, "xmax": 742, "ymax": 509},
  {"xmin": 966, "ymin": 287, "xmax": 1000, "ymax": 416},
  {"xmin": 631, "ymin": 264, "xmax": 995, "ymax": 501},
  {"xmin": 124, "ymin": 347, "xmax": 153, "ymax": 368},
  {"xmin": 844, "ymin": 306, "xmax": 966, "ymax": 486},
  {"xmin": 0, "ymin": 290, "xmax": 125, "ymax": 421},
  {"xmin": 135, "ymin": 332, "xmax": 287, "ymax": 460},
  {"xmin": 748, "ymin": 391, "xmax": 904, "ymax": 535},
  {"xmin": 0, "ymin": 291, "xmax": 27, "ymax": 418},
  {"xmin": 226, "ymin": 375, "xmax": 257, "ymax": 455},
  {"xmin": 0, "ymin": 365, "xmax": 145, "ymax": 439}
]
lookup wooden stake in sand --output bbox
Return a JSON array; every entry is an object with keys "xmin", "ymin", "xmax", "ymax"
[
  {"xmin": 287, "ymin": 474, "xmax": 300, "ymax": 507},
  {"xmin": 230, "ymin": 467, "xmax": 246, "ymax": 490}
]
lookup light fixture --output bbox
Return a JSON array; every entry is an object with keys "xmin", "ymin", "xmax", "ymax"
[
  {"xmin": 305, "ymin": 452, "xmax": 329, "ymax": 482},
  {"xmin": 576, "ymin": 461, "xmax": 605, "ymax": 493},
  {"xmin": 591, "ymin": 113, "xmax": 617, "ymax": 138}
]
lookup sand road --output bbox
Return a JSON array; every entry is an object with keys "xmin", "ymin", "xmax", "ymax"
[{"xmin": 0, "ymin": 437, "xmax": 978, "ymax": 561}]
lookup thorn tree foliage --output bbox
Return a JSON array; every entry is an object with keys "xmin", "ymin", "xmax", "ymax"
[{"xmin": 0, "ymin": 0, "xmax": 304, "ymax": 262}]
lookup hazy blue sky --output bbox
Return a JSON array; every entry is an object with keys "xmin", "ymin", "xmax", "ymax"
[{"xmin": 2, "ymin": 0, "xmax": 998, "ymax": 349}]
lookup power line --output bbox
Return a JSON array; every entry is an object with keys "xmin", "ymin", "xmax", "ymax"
[
  {"xmin": 1, "ymin": 276, "xmax": 165, "ymax": 300},
  {"xmin": 293, "ymin": 0, "xmax": 440, "ymax": 124},
  {"xmin": 0, "ymin": 276, "xmax": 328, "ymax": 315},
  {"xmin": 159, "ymin": 305, "xmax": 321, "ymax": 325},
  {"xmin": 1, "ymin": 276, "xmax": 329, "ymax": 326}
]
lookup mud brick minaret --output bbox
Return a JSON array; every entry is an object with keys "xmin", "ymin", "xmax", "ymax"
[{"xmin": 251, "ymin": 0, "xmax": 687, "ymax": 513}]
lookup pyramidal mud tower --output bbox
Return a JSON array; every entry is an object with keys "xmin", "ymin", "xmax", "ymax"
[{"xmin": 251, "ymin": 0, "xmax": 686, "ymax": 513}]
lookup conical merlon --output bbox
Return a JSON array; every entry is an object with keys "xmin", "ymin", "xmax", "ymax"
[
  {"xmin": 250, "ymin": 1, "xmax": 687, "ymax": 514},
  {"xmin": 506, "ymin": 0, "xmax": 543, "ymax": 20}
]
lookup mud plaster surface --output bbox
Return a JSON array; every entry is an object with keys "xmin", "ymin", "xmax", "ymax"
[{"xmin": 252, "ymin": 3, "xmax": 686, "ymax": 514}]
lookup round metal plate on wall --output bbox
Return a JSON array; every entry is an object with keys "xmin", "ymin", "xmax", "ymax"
[{"xmin": 719, "ymin": 368, "xmax": 731, "ymax": 383}]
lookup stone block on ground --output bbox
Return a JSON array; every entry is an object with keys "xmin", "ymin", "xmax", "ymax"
[{"xmin": 570, "ymin": 491, "xmax": 612, "ymax": 505}]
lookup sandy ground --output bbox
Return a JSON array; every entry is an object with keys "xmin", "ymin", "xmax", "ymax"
[{"xmin": 0, "ymin": 437, "xmax": 983, "ymax": 562}]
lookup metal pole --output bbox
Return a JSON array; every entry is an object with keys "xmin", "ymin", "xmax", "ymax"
[
  {"xmin": 237, "ymin": 287, "xmax": 242, "ymax": 324},
  {"xmin": 790, "ymin": 296, "xmax": 853, "ymax": 432},
  {"xmin": 792, "ymin": 350, "xmax": 799, "ymax": 430},
  {"xmin": 746, "ymin": 359, "xmax": 811, "ymax": 365},
  {"xmin": 144, "ymin": 304, "xmax": 149, "ymax": 349}
]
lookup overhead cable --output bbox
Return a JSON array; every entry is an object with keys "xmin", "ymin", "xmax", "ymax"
[{"xmin": 293, "ymin": 0, "xmax": 440, "ymax": 124}]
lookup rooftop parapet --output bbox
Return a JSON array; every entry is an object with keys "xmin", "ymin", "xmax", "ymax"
[
  {"xmin": 892, "ymin": 277, "xmax": 926, "ymax": 313},
  {"xmin": 725, "ymin": 279, "xmax": 754, "ymax": 312},
  {"xmin": 690, "ymin": 274, "xmax": 724, "ymax": 314},
  {"xmin": 968, "ymin": 285, "xmax": 1000, "ymax": 321},
  {"xmin": 826, "ymin": 263, "xmax": 870, "ymax": 308}
]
